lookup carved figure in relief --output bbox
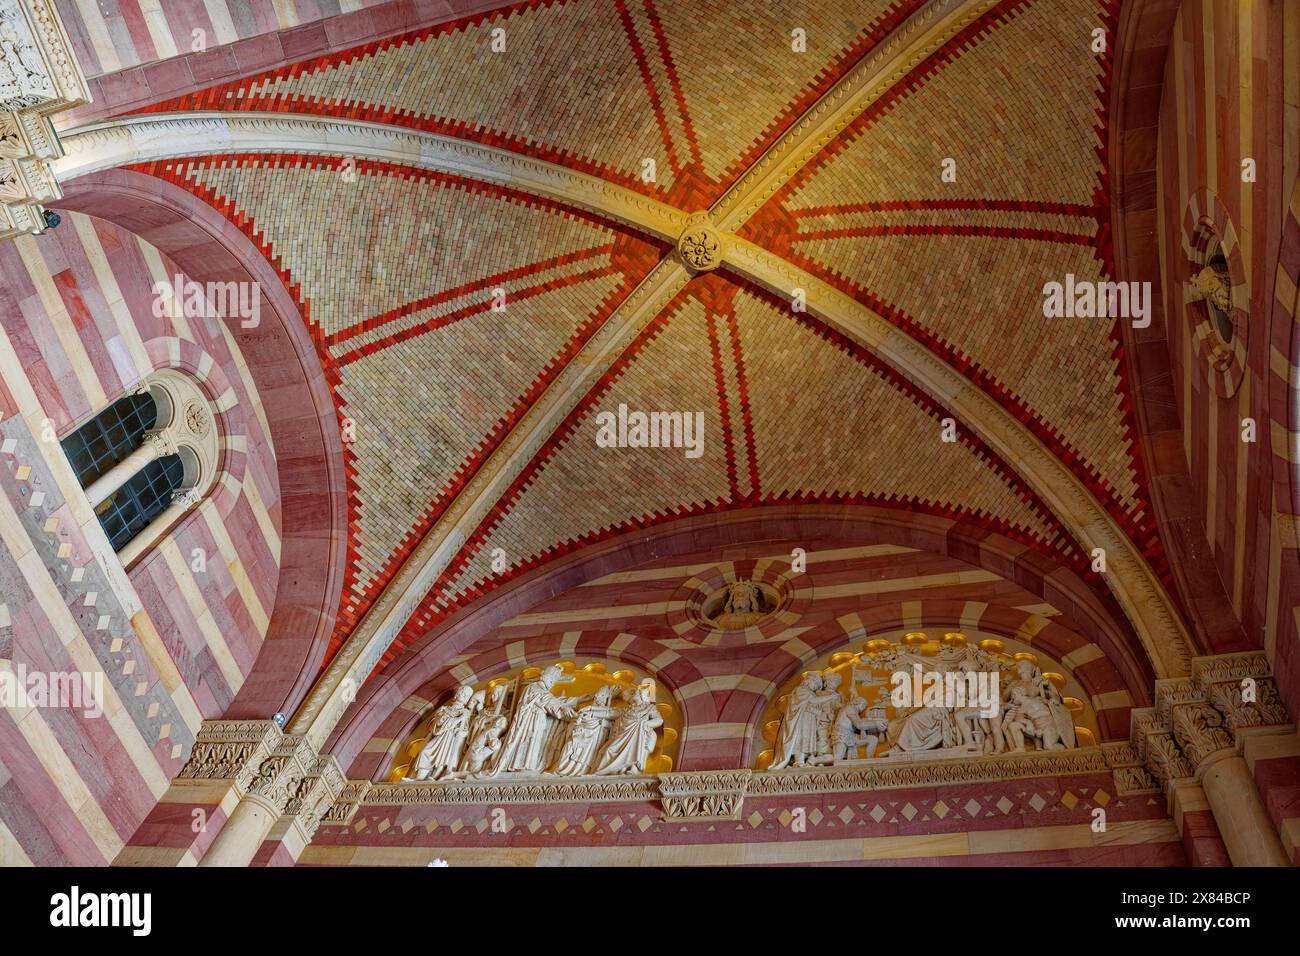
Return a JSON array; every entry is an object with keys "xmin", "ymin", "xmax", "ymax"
[
  {"xmin": 1186, "ymin": 261, "xmax": 1232, "ymax": 315},
  {"xmin": 1003, "ymin": 660, "xmax": 1075, "ymax": 749},
  {"xmin": 461, "ymin": 684, "xmax": 509, "ymax": 775},
  {"xmin": 410, "ymin": 684, "xmax": 478, "ymax": 781},
  {"xmin": 593, "ymin": 685, "xmax": 663, "ymax": 775},
  {"xmin": 488, "ymin": 665, "xmax": 577, "ymax": 775},
  {"xmin": 770, "ymin": 672, "xmax": 840, "ymax": 769},
  {"xmin": 830, "ymin": 697, "xmax": 887, "ymax": 760},
  {"xmin": 1003, "ymin": 685, "xmax": 1066, "ymax": 752},
  {"xmin": 814, "ymin": 672, "xmax": 844, "ymax": 758},
  {"xmin": 550, "ymin": 684, "xmax": 621, "ymax": 776},
  {"xmin": 890, "ymin": 703, "xmax": 959, "ymax": 752}
]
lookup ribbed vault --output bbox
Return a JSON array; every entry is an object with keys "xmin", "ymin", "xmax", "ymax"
[{"xmin": 51, "ymin": 0, "xmax": 1195, "ymax": 743}]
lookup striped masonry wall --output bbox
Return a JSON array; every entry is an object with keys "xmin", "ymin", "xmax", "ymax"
[{"xmin": 0, "ymin": 211, "xmax": 279, "ymax": 864}]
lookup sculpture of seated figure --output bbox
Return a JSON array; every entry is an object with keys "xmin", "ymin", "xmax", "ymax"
[{"xmin": 1002, "ymin": 685, "xmax": 1067, "ymax": 752}]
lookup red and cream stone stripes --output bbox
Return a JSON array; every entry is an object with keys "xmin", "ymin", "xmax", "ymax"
[{"xmin": 0, "ymin": 212, "xmax": 280, "ymax": 863}]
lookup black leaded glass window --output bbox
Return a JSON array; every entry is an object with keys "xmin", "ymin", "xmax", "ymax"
[
  {"xmin": 61, "ymin": 390, "xmax": 187, "ymax": 553},
  {"xmin": 60, "ymin": 391, "xmax": 158, "ymax": 488},
  {"xmin": 94, "ymin": 454, "xmax": 186, "ymax": 552}
]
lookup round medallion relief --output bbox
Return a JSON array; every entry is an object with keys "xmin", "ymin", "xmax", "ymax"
[
  {"xmin": 698, "ymin": 579, "xmax": 783, "ymax": 630},
  {"xmin": 183, "ymin": 399, "xmax": 210, "ymax": 438},
  {"xmin": 1182, "ymin": 191, "xmax": 1247, "ymax": 398},
  {"xmin": 676, "ymin": 214, "xmax": 724, "ymax": 273}
]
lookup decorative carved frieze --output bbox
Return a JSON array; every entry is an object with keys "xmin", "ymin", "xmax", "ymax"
[
  {"xmin": 362, "ymin": 775, "xmax": 660, "ymax": 807},
  {"xmin": 178, "ymin": 720, "xmax": 284, "ymax": 791},
  {"xmin": 0, "ymin": 0, "xmax": 89, "ymax": 241},
  {"xmin": 321, "ymin": 781, "xmax": 371, "ymax": 827},
  {"xmin": 659, "ymin": 770, "xmax": 751, "ymax": 820}
]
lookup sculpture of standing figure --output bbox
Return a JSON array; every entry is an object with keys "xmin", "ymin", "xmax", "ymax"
[
  {"xmin": 769, "ymin": 672, "xmax": 840, "ymax": 769},
  {"xmin": 593, "ymin": 686, "xmax": 663, "ymax": 775},
  {"xmin": 409, "ymin": 684, "xmax": 478, "ymax": 780},
  {"xmin": 814, "ymin": 672, "xmax": 844, "ymax": 760},
  {"xmin": 461, "ymin": 683, "xmax": 510, "ymax": 774},
  {"xmin": 488, "ymin": 665, "xmax": 577, "ymax": 774},
  {"xmin": 550, "ymin": 684, "xmax": 621, "ymax": 776}
]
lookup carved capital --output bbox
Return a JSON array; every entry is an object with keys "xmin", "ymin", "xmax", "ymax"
[
  {"xmin": 658, "ymin": 769, "xmax": 751, "ymax": 820},
  {"xmin": 1144, "ymin": 731, "xmax": 1195, "ymax": 785},
  {"xmin": 321, "ymin": 781, "xmax": 372, "ymax": 827},
  {"xmin": 0, "ymin": 0, "xmax": 89, "ymax": 241},
  {"xmin": 245, "ymin": 734, "xmax": 319, "ymax": 815},
  {"xmin": 144, "ymin": 429, "xmax": 178, "ymax": 456},
  {"xmin": 1170, "ymin": 701, "xmax": 1234, "ymax": 769},
  {"xmin": 1192, "ymin": 651, "xmax": 1290, "ymax": 732},
  {"xmin": 283, "ymin": 755, "xmax": 345, "ymax": 841},
  {"xmin": 178, "ymin": 719, "xmax": 285, "ymax": 792}
]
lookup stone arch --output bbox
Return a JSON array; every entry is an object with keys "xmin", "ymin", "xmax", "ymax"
[
  {"xmin": 1108, "ymin": 0, "xmax": 1247, "ymax": 655},
  {"xmin": 51, "ymin": 168, "xmax": 350, "ymax": 722},
  {"xmin": 325, "ymin": 504, "xmax": 1154, "ymax": 774}
]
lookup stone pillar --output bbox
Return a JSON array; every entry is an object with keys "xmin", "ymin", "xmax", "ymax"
[
  {"xmin": 1130, "ymin": 653, "xmax": 1293, "ymax": 867},
  {"xmin": 196, "ymin": 727, "xmax": 320, "ymax": 867},
  {"xmin": 1195, "ymin": 748, "xmax": 1287, "ymax": 866},
  {"xmin": 83, "ymin": 431, "xmax": 170, "ymax": 506}
]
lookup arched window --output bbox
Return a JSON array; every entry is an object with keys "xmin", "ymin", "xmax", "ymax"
[{"xmin": 60, "ymin": 371, "xmax": 218, "ymax": 560}]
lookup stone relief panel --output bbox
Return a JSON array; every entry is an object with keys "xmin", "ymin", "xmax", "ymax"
[
  {"xmin": 754, "ymin": 631, "xmax": 1099, "ymax": 771},
  {"xmin": 389, "ymin": 660, "xmax": 681, "ymax": 783}
]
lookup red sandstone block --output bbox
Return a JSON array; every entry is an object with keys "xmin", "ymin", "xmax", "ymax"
[
  {"xmin": 188, "ymin": 46, "xmax": 240, "ymax": 84},
  {"xmin": 233, "ymin": 33, "xmax": 285, "ymax": 72},
  {"xmin": 143, "ymin": 58, "xmax": 196, "ymax": 97}
]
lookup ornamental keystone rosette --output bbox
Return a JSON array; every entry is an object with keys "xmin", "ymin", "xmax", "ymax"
[{"xmin": 676, "ymin": 214, "xmax": 724, "ymax": 272}]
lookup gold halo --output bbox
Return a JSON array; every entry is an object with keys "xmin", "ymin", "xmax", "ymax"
[
  {"xmin": 865, "ymin": 639, "xmax": 893, "ymax": 653},
  {"xmin": 762, "ymin": 719, "xmax": 782, "ymax": 743},
  {"xmin": 755, "ymin": 749, "xmax": 774, "ymax": 771},
  {"xmin": 1012, "ymin": 651, "xmax": 1039, "ymax": 665},
  {"xmin": 520, "ymin": 666, "xmax": 541, "ymax": 681},
  {"xmin": 582, "ymin": 662, "xmax": 606, "ymax": 674},
  {"xmin": 655, "ymin": 701, "xmax": 673, "ymax": 720},
  {"xmin": 830, "ymin": 651, "xmax": 858, "ymax": 667},
  {"xmin": 942, "ymin": 632, "xmax": 967, "ymax": 645},
  {"xmin": 978, "ymin": 639, "xmax": 1005, "ymax": 653},
  {"xmin": 1044, "ymin": 672, "xmax": 1067, "ymax": 691},
  {"xmin": 611, "ymin": 669, "xmax": 635, "ymax": 684},
  {"xmin": 1064, "ymin": 696, "xmax": 1084, "ymax": 714},
  {"xmin": 904, "ymin": 632, "xmax": 928, "ymax": 645},
  {"xmin": 660, "ymin": 726, "xmax": 679, "ymax": 746}
]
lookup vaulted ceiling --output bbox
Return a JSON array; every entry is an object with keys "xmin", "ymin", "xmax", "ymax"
[{"xmin": 57, "ymin": 0, "xmax": 1191, "ymax": 696}]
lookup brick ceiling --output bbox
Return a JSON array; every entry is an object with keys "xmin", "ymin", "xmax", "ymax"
[{"xmin": 106, "ymin": 0, "xmax": 1147, "ymax": 675}]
